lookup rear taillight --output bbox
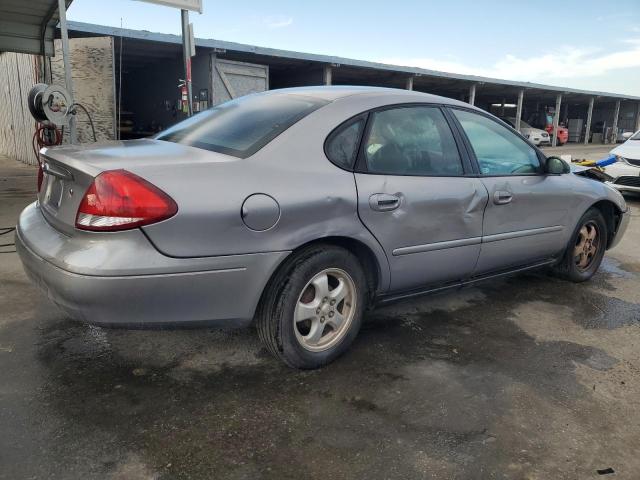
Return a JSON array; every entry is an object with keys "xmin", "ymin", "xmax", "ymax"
[
  {"xmin": 37, "ymin": 163, "xmax": 44, "ymax": 192},
  {"xmin": 75, "ymin": 170, "xmax": 177, "ymax": 231}
]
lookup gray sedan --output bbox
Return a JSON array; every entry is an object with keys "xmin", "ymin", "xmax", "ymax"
[{"xmin": 16, "ymin": 86, "xmax": 630, "ymax": 368}]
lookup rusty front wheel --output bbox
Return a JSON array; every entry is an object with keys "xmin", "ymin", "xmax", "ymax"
[
  {"xmin": 573, "ymin": 221, "xmax": 600, "ymax": 272},
  {"xmin": 552, "ymin": 208, "xmax": 607, "ymax": 283}
]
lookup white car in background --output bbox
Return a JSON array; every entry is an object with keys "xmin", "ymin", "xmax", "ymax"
[
  {"xmin": 606, "ymin": 131, "xmax": 640, "ymax": 193},
  {"xmin": 501, "ymin": 117, "xmax": 551, "ymax": 146}
]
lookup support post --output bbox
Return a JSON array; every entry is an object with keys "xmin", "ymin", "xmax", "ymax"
[
  {"xmin": 552, "ymin": 93, "xmax": 562, "ymax": 147},
  {"xmin": 405, "ymin": 76, "xmax": 413, "ymax": 91},
  {"xmin": 500, "ymin": 98, "xmax": 506, "ymax": 117},
  {"xmin": 181, "ymin": 9, "xmax": 193, "ymax": 116},
  {"xmin": 635, "ymin": 102, "xmax": 640, "ymax": 132},
  {"xmin": 468, "ymin": 83, "xmax": 476, "ymax": 106},
  {"xmin": 611, "ymin": 100, "xmax": 621, "ymax": 143},
  {"xmin": 323, "ymin": 65, "xmax": 332, "ymax": 86},
  {"xmin": 584, "ymin": 97, "xmax": 594, "ymax": 145},
  {"xmin": 58, "ymin": 0, "xmax": 76, "ymax": 144},
  {"xmin": 515, "ymin": 89, "xmax": 524, "ymax": 132}
]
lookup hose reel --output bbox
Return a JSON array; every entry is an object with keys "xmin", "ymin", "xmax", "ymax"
[{"xmin": 27, "ymin": 83, "xmax": 73, "ymax": 126}]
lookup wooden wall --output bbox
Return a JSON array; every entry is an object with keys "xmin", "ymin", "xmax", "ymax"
[
  {"xmin": 0, "ymin": 53, "xmax": 39, "ymax": 166},
  {"xmin": 51, "ymin": 36, "xmax": 116, "ymax": 144}
]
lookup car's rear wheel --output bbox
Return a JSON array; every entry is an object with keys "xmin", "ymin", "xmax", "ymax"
[
  {"xmin": 552, "ymin": 208, "xmax": 607, "ymax": 282},
  {"xmin": 256, "ymin": 245, "xmax": 367, "ymax": 369}
]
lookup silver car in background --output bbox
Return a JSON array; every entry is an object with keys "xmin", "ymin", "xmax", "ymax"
[{"xmin": 16, "ymin": 86, "xmax": 630, "ymax": 368}]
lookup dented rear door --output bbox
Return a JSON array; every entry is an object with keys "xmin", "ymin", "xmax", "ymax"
[{"xmin": 354, "ymin": 105, "xmax": 488, "ymax": 293}]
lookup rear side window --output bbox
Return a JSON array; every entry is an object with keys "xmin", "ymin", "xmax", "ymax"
[
  {"xmin": 363, "ymin": 106, "xmax": 463, "ymax": 176},
  {"xmin": 452, "ymin": 109, "xmax": 541, "ymax": 175},
  {"xmin": 156, "ymin": 94, "xmax": 328, "ymax": 158},
  {"xmin": 325, "ymin": 117, "xmax": 365, "ymax": 169}
]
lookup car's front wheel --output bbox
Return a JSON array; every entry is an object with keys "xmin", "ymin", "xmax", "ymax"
[
  {"xmin": 256, "ymin": 245, "xmax": 367, "ymax": 369},
  {"xmin": 552, "ymin": 207, "xmax": 608, "ymax": 282}
]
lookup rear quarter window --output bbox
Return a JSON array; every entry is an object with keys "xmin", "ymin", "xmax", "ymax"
[
  {"xmin": 325, "ymin": 117, "xmax": 365, "ymax": 169},
  {"xmin": 156, "ymin": 94, "xmax": 328, "ymax": 158}
]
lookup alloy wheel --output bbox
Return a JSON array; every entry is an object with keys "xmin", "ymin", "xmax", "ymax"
[
  {"xmin": 574, "ymin": 221, "xmax": 600, "ymax": 271},
  {"xmin": 294, "ymin": 268, "xmax": 357, "ymax": 352}
]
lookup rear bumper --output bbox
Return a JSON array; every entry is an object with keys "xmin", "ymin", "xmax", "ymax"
[{"xmin": 16, "ymin": 203, "xmax": 290, "ymax": 327}]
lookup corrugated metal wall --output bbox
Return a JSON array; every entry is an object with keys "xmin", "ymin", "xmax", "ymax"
[{"xmin": 0, "ymin": 52, "xmax": 39, "ymax": 165}]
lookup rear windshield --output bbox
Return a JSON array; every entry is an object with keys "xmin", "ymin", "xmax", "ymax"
[{"xmin": 156, "ymin": 93, "xmax": 328, "ymax": 158}]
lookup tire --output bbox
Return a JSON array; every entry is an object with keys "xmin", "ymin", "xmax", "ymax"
[
  {"xmin": 256, "ymin": 245, "xmax": 368, "ymax": 369},
  {"xmin": 552, "ymin": 208, "xmax": 608, "ymax": 282}
]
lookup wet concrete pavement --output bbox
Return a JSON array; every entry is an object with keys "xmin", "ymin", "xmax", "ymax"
[{"xmin": 1, "ymin": 155, "xmax": 640, "ymax": 479}]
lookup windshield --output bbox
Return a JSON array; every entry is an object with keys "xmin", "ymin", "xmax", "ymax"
[{"xmin": 156, "ymin": 93, "xmax": 328, "ymax": 158}]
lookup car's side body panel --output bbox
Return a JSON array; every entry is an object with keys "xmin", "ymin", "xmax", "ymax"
[
  {"xmin": 16, "ymin": 202, "xmax": 288, "ymax": 326},
  {"xmin": 474, "ymin": 175, "xmax": 571, "ymax": 273},
  {"xmin": 134, "ymin": 91, "xmax": 477, "ymax": 293},
  {"xmin": 355, "ymin": 174, "xmax": 488, "ymax": 292}
]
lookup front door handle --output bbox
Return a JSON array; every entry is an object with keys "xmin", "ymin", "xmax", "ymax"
[
  {"xmin": 369, "ymin": 193, "xmax": 401, "ymax": 212},
  {"xmin": 493, "ymin": 190, "xmax": 513, "ymax": 205}
]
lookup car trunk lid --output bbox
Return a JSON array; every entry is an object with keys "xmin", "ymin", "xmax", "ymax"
[{"xmin": 37, "ymin": 139, "xmax": 236, "ymax": 236}]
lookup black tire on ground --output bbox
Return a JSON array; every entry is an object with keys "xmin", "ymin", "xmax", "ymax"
[
  {"xmin": 256, "ymin": 245, "xmax": 368, "ymax": 369},
  {"xmin": 552, "ymin": 207, "xmax": 608, "ymax": 282}
]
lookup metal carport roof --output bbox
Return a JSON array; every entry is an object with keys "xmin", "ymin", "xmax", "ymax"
[
  {"xmin": 0, "ymin": 0, "xmax": 73, "ymax": 56},
  {"xmin": 67, "ymin": 20, "xmax": 640, "ymax": 102}
]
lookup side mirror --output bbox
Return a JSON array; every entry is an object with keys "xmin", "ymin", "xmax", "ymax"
[{"xmin": 545, "ymin": 156, "xmax": 570, "ymax": 175}]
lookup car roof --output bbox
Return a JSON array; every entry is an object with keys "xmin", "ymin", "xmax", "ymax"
[{"xmin": 258, "ymin": 85, "xmax": 473, "ymax": 107}]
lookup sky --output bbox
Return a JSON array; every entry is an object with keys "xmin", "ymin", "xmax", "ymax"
[{"xmin": 67, "ymin": 0, "xmax": 640, "ymax": 96}]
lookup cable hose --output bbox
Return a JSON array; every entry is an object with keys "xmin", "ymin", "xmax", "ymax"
[
  {"xmin": 32, "ymin": 124, "xmax": 62, "ymax": 164},
  {"xmin": 73, "ymin": 103, "xmax": 97, "ymax": 142}
]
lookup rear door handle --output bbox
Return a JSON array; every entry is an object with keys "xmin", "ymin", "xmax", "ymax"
[
  {"xmin": 493, "ymin": 190, "xmax": 513, "ymax": 205},
  {"xmin": 369, "ymin": 193, "xmax": 401, "ymax": 212}
]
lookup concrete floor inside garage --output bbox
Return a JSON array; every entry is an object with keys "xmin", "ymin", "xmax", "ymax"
[{"xmin": 1, "ymin": 149, "xmax": 640, "ymax": 479}]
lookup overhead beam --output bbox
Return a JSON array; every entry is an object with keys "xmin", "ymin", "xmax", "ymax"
[
  {"xmin": 552, "ymin": 93, "xmax": 562, "ymax": 147},
  {"xmin": 584, "ymin": 97, "xmax": 594, "ymax": 145}
]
